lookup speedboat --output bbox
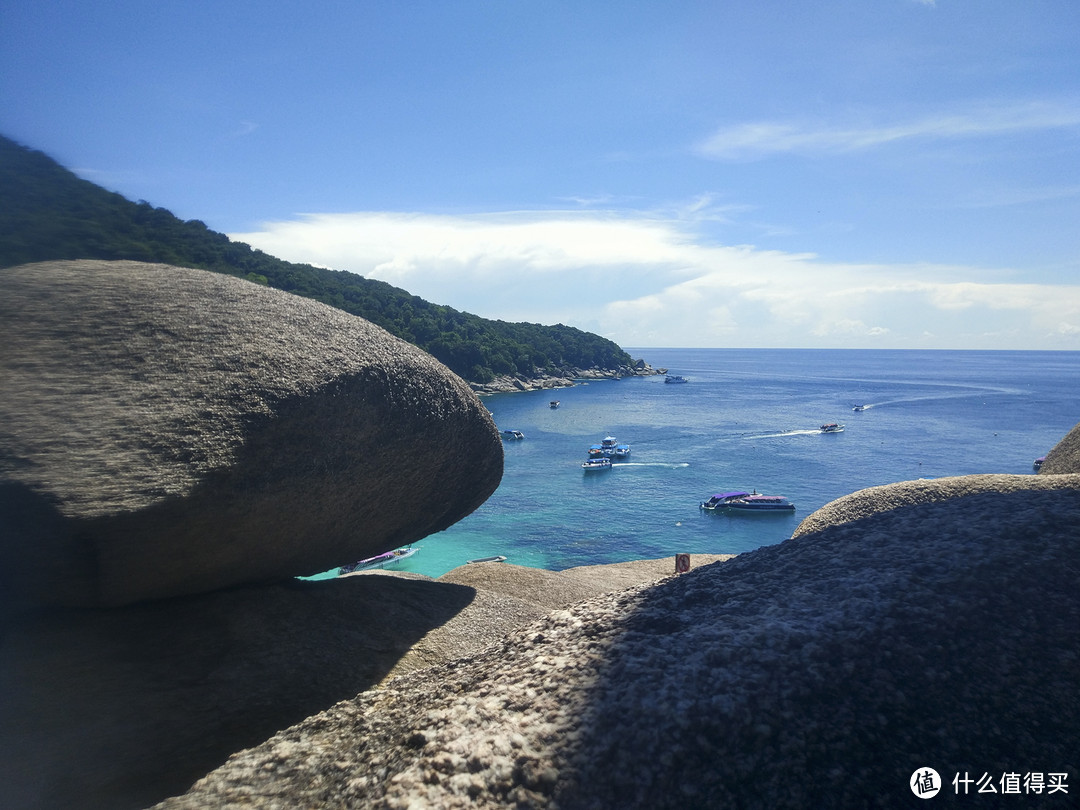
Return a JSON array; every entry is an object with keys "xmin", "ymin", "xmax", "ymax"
[
  {"xmin": 852, "ymin": 404, "xmax": 866, "ymax": 412},
  {"xmin": 723, "ymin": 494, "xmax": 796, "ymax": 512},
  {"xmin": 501, "ymin": 429, "xmax": 525, "ymax": 440},
  {"xmin": 820, "ymin": 423, "xmax": 844, "ymax": 433},
  {"xmin": 582, "ymin": 457, "xmax": 613, "ymax": 471},
  {"xmin": 701, "ymin": 491, "xmax": 751, "ymax": 511},
  {"xmin": 339, "ymin": 546, "xmax": 418, "ymax": 574},
  {"xmin": 550, "ymin": 400, "xmax": 560, "ymax": 409},
  {"xmin": 665, "ymin": 375, "xmax": 688, "ymax": 384}
]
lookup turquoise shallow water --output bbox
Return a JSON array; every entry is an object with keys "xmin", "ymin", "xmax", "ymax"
[{"xmin": 316, "ymin": 349, "xmax": 1080, "ymax": 580}]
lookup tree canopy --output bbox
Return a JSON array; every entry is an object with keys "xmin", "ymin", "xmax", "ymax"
[{"xmin": 0, "ymin": 135, "xmax": 633, "ymax": 383}]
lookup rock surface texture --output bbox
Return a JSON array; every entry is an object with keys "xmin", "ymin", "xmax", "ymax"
[
  {"xmin": 1, "ymin": 556, "xmax": 730, "ymax": 810},
  {"xmin": 155, "ymin": 472, "xmax": 1080, "ymax": 810},
  {"xmin": 1038, "ymin": 419, "xmax": 1080, "ymax": 474},
  {"xmin": 0, "ymin": 260, "xmax": 503, "ymax": 610}
]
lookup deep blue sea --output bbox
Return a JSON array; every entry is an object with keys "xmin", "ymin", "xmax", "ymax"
[{"xmin": 333, "ymin": 349, "xmax": 1080, "ymax": 579}]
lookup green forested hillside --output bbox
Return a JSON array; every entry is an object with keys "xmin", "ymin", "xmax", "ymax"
[{"xmin": 0, "ymin": 135, "xmax": 633, "ymax": 383}]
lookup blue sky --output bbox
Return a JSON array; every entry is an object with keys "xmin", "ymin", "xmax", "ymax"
[{"xmin": 3, "ymin": 0, "xmax": 1079, "ymax": 349}]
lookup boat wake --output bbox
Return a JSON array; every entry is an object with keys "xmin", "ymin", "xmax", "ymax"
[
  {"xmin": 615, "ymin": 461, "xmax": 691, "ymax": 468},
  {"xmin": 744, "ymin": 429, "xmax": 821, "ymax": 440}
]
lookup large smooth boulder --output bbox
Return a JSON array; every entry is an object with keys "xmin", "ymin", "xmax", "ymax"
[
  {"xmin": 0, "ymin": 260, "xmax": 502, "ymax": 609},
  {"xmin": 154, "ymin": 474, "xmax": 1080, "ymax": 809}
]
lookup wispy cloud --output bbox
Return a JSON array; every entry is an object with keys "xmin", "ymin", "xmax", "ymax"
[
  {"xmin": 232, "ymin": 209, "xmax": 1080, "ymax": 350},
  {"xmin": 696, "ymin": 100, "xmax": 1080, "ymax": 160},
  {"xmin": 231, "ymin": 120, "xmax": 259, "ymax": 137}
]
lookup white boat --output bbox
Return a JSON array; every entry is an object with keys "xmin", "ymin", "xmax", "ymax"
[
  {"xmin": 725, "ymin": 494, "xmax": 796, "ymax": 512},
  {"xmin": 550, "ymin": 400, "xmax": 560, "ymax": 409},
  {"xmin": 501, "ymin": 429, "xmax": 525, "ymax": 440},
  {"xmin": 852, "ymin": 404, "xmax": 866, "ymax": 412},
  {"xmin": 600, "ymin": 436, "xmax": 619, "ymax": 455},
  {"xmin": 467, "ymin": 555, "xmax": 507, "ymax": 564},
  {"xmin": 582, "ymin": 457, "xmax": 612, "ymax": 471},
  {"xmin": 665, "ymin": 375, "xmax": 688, "ymax": 384},
  {"xmin": 701, "ymin": 491, "xmax": 795, "ymax": 512},
  {"xmin": 614, "ymin": 443, "xmax": 631, "ymax": 459},
  {"xmin": 588, "ymin": 444, "xmax": 605, "ymax": 458},
  {"xmin": 820, "ymin": 423, "xmax": 844, "ymax": 433},
  {"xmin": 339, "ymin": 546, "xmax": 418, "ymax": 574}
]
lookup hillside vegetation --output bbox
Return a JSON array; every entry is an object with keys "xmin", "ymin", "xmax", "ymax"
[{"xmin": 0, "ymin": 135, "xmax": 633, "ymax": 384}]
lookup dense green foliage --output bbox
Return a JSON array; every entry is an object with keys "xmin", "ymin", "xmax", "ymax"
[{"xmin": 0, "ymin": 135, "xmax": 633, "ymax": 383}]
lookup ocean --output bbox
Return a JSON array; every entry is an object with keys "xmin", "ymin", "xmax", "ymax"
[{"xmin": 328, "ymin": 349, "xmax": 1080, "ymax": 579}]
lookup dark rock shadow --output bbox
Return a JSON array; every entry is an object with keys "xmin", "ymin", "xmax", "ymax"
[
  {"xmin": 0, "ymin": 573, "xmax": 476, "ymax": 810},
  {"xmin": 554, "ymin": 488, "xmax": 1080, "ymax": 809}
]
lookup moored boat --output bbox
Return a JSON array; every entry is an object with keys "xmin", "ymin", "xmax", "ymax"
[
  {"xmin": 724, "ymin": 494, "xmax": 796, "ymax": 512},
  {"xmin": 582, "ymin": 457, "xmax": 613, "ymax": 471},
  {"xmin": 820, "ymin": 423, "xmax": 844, "ymax": 433},
  {"xmin": 701, "ymin": 491, "xmax": 795, "ymax": 512},
  {"xmin": 339, "ymin": 546, "xmax": 418, "ymax": 574},
  {"xmin": 600, "ymin": 436, "xmax": 619, "ymax": 456},
  {"xmin": 1033, "ymin": 456, "xmax": 1046, "ymax": 472},
  {"xmin": 468, "ymin": 555, "xmax": 507, "ymax": 564},
  {"xmin": 614, "ymin": 443, "xmax": 631, "ymax": 459}
]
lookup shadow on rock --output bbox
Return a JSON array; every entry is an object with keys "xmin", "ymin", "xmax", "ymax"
[
  {"xmin": 556, "ymin": 484, "xmax": 1080, "ymax": 808},
  {"xmin": 0, "ymin": 573, "xmax": 476, "ymax": 810}
]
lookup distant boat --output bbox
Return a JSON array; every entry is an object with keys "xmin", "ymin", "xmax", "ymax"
[
  {"xmin": 582, "ymin": 457, "xmax": 613, "ymax": 471},
  {"xmin": 601, "ymin": 436, "xmax": 619, "ymax": 456},
  {"xmin": 614, "ymin": 443, "xmax": 632, "ymax": 460},
  {"xmin": 588, "ymin": 443, "xmax": 605, "ymax": 458},
  {"xmin": 467, "ymin": 555, "xmax": 507, "ymax": 564},
  {"xmin": 1033, "ymin": 456, "xmax": 1046, "ymax": 472},
  {"xmin": 501, "ymin": 429, "xmax": 525, "ymax": 440},
  {"xmin": 550, "ymin": 400, "xmax": 560, "ymax": 409},
  {"xmin": 339, "ymin": 546, "xmax": 418, "ymax": 574},
  {"xmin": 665, "ymin": 375, "xmax": 688, "ymax": 384},
  {"xmin": 852, "ymin": 404, "xmax": 866, "ymax": 412},
  {"xmin": 820, "ymin": 423, "xmax": 844, "ymax": 433}
]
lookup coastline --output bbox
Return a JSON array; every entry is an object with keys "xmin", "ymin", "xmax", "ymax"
[{"xmin": 469, "ymin": 360, "xmax": 666, "ymax": 395}]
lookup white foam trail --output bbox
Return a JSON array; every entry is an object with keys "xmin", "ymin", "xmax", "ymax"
[{"xmin": 615, "ymin": 462, "xmax": 691, "ymax": 468}]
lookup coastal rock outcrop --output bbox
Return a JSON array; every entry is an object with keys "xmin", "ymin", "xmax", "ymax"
[
  {"xmin": 154, "ymin": 473, "xmax": 1080, "ymax": 810},
  {"xmin": 0, "ymin": 260, "xmax": 503, "ymax": 609},
  {"xmin": 1037, "ymin": 419, "xmax": 1080, "ymax": 474},
  {"xmin": 468, "ymin": 362, "xmax": 665, "ymax": 395}
]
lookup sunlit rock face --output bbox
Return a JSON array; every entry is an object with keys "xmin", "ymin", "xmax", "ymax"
[
  {"xmin": 0, "ymin": 260, "xmax": 502, "ymax": 609},
  {"xmin": 1038, "ymin": 419, "xmax": 1080, "ymax": 474}
]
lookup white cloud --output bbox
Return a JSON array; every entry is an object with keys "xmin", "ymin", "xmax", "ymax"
[
  {"xmin": 231, "ymin": 209, "xmax": 1080, "ymax": 350},
  {"xmin": 696, "ymin": 100, "xmax": 1080, "ymax": 160}
]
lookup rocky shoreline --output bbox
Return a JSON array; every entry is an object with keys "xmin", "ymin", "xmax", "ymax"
[{"xmin": 468, "ymin": 360, "xmax": 666, "ymax": 395}]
